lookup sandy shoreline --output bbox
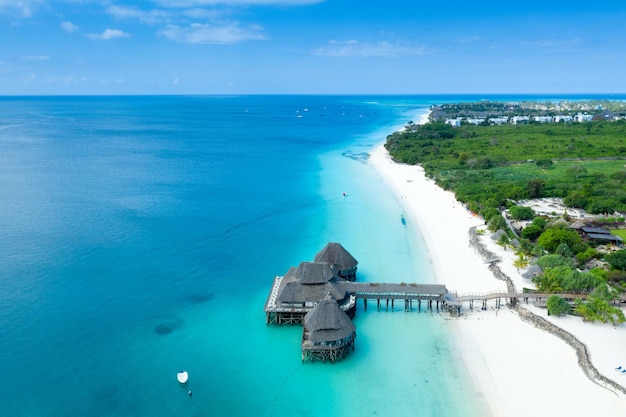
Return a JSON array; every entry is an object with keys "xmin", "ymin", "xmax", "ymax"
[{"xmin": 368, "ymin": 129, "xmax": 626, "ymax": 416}]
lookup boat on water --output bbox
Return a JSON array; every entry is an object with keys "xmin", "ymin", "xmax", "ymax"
[{"xmin": 177, "ymin": 371, "xmax": 189, "ymax": 384}]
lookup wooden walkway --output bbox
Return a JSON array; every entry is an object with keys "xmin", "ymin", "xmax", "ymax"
[
  {"xmin": 443, "ymin": 291, "xmax": 626, "ymax": 313},
  {"xmin": 339, "ymin": 282, "xmax": 447, "ymax": 311},
  {"xmin": 265, "ymin": 275, "xmax": 626, "ymax": 319}
]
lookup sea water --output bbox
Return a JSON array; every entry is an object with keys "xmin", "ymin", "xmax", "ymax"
[{"xmin": 0, "ymin": 95, "xmax": 489, "ymax": 416}]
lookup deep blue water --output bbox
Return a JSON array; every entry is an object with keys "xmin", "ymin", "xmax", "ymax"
[{"xmin": 3, "ymin": 94, "xmax": 621, "ymax": 416}]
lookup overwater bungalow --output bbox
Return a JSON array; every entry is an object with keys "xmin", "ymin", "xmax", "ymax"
[
  {"xmin": 264, "ymin": 261, "xmax": 356, "ymax": 324},
  {"xmin": 313, "ymin": 242, "xmax": 358, "ymax": 281},
  {"xmin": 301, "ymin": 293, "xmax": 356, "ymax": 362}
]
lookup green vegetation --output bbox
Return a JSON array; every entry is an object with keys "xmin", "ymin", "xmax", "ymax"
[
  {"xmin": 385, "ymin": 120, "xmax": 626, "ymax": 217},
  {"xmin": 574, "ymin": 285, "xmax": 625, "ymax": 325},
  {"xmin": 546, "ymin": 295, "xmax": 571, "ymax": 317},
  {"xmin": 386, "ymin": 102, "xmax": 626, "ymax": 323}
]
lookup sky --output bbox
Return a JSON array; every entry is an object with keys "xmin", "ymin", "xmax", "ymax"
[{"xmin": 1, "ymin": 0, "xmax": 626, "ymax": 95}]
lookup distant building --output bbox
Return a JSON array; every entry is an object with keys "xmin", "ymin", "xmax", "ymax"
[
  {"xmin": 445, "ymin": 118, "xmax": 462, "ymax": 127},
  {"xmin": 511, "ymin": 116, "xmax": 530, "ymax": 125},
  {"xmin": 554, "ymin": 115, "xmax": 574, "ymax": 123},
  {"xmin": 575, "ymin": 113, "xmax": 593, "ymax": 122},
  {"xmin": 490, "ymin": 117, "xmax": 509, "ymax": 125},
  {"xmin": 580, "ymin": 226, "xmax": 623, "ymax": 245},
  {"xmin": 533, "ymin": 116, "xmax": 553, "ymax": 123}
]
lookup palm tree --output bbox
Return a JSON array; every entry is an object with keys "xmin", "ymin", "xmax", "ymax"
[
  {"xmin": 534, "ymin": 272, "xmax": 563, "ymax": 293},
  {"xmin": 497, "ymin": 233, "xmax": 511, "ymax": 251},
  {"xmin": 513, "ymin": 253, "xmax": 529, "ymax": 272}
]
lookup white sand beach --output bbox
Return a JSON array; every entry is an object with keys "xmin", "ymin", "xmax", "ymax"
[{"xmin": 368, "ymin": 142, "xmax": 626, "ymax": 417}]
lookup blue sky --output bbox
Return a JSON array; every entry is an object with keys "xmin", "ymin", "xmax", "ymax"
[{"xmin": 1, "ymin": 0, "xmax": 626, "ymax": 95}]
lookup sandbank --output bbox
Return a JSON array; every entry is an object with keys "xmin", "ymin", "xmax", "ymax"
[{"xmin": 368, "ymin": 122, "xmax": 626, "ymax": 416}]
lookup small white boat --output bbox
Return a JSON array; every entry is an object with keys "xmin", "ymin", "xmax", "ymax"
[{"xmin": 177, "ymin": 371, "xmax": 189, "ymax": 384}]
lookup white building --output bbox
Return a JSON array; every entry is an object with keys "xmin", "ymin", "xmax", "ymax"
[
  {"xmin": 445, "ymin": 118, "xmax": 462, "ymax": 127},
  {"xmin": 575, "ymin": 113, "xmax": 593, "ymax": 122},
  {"xmin": 554, "ymin": 115, "xmax": 574, "ymax": 123},
  {"xmin": 511, "ymin": 116, "xmax": 530, "ymax": 125},
  {"xmin": 533, "ymin": 116, "xmax": 553, "ymax": 123},
  {"xmin": 490, "ymin": 117, "xmax": 509, "ymax": 125},
  {"xmin": 466, "ymin": 118, "xmax": 485, "ymax": 125}
]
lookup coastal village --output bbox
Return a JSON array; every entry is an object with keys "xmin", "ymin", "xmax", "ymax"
[{"xmin": 427, "ymin": 100, "xmax": 626, "ymax": 127}]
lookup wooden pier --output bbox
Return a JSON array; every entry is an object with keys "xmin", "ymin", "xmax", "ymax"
[
  {"xmin": 263, "ymin": 242, "xmax": 626, "ymax": 363},
  {"xmin": 340, "ymin": 282, "xmax": 447, "ymax": 312},
  {"xmin": 444, "ymin": 291, "xmax": 599, "ymax": 315},
  {"xmin": 264, "ymin": 278, "xmax": 449, "ymax": 324}
]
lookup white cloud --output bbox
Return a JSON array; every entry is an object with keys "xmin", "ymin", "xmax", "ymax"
[
  {"xmin": 520, "ymin": 37, "xmax": 582, "ymax": 48},
  {"xmin": 86, "ymin": 29, "xmax": 131, "ymax": 40},
  {"xmin": 23, "ymin": 55, "xmax": 50, "ymax": 61},
  {"xmin": 106, "ymin": 5, "xmax": 171, "ymax": 25},
  {"xmin": 0, "ymin": 0, "xmax": 40, "ymax": 18},
  {"xmin": 312, "ymin": 40, "xmax": 431, "ymax": 58},
  {"xmin": 154, "ymin": 0, "xmax": 323, "ymax": 7},
  {"xmin": 173, "ymin": 77, "xmax": 179, "ymax": 85},
  {"xmin": 158, "ymin": 22, "xmax": 266, "ymax": 44},
  {"xmin": 458, "ymin": 36, "xmax": 483, "ymax": 44},
  {"xmin": 182, "ymin": 8, "xmax": 231, "ymax": 19},
  {"xmin": 61, "ymin": 20, "xmax": 79, "ymax": 33}
]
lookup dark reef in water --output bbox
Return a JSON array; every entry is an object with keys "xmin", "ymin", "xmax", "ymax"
[{"xmin": 154, "ymin": 316, "xmax": 184, "ymax": 335}]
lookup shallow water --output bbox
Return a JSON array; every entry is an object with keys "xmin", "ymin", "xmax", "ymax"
[{"xmin": 0, "ymin": 95, "xmax": 489, "ymax": 416}]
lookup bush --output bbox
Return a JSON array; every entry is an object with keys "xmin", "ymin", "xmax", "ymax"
[
  {"xmin": 536, "ymin": 254, "xmax": 574, "ymax": 270},
  {"xmin": 488, "ymin": 215, "xmax": 507, "ymax": 232},
  {"xmin": 537, "ymin": 226, "xmax": 583, "ymax": 253},
  {"xmin": 547, "ymin": 295, "xmax": 571, "ymax": 316},
  {"xmin": 509, "ymin": 205, "xmax": 535, "ymax": 220},
  {"xmin": 531, "ymin": 217, "xmax": 547, "ymax": 229},
  {"xmin": 575, "ymin": 247, "xmax": 598, "ymax": 265},
  {"xmin": 522, "ymin": 224, "xmax": 543, "ymax": 240},
  {"xmin": 588, "ymin": 197, "xmax": 618, "ymax": 215},
  {"xmin": 555, "ymin": 242, "xmax": 573, "ymax": 258},
  {"xmin": 606, "ymin": 249, "xmax": 626, "ymax": 270}
]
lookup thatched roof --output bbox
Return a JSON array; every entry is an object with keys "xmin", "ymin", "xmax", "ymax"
[
  {"xmin": 276, "ymin": 262, "xmax": 347, "ymax": 304},
  {"xmin": 549, "ymin": 217, "xmax": 570, "ymax": 227},
  {"xmin": 491, "ymin": 230, "xmax": 507, "ymax": 241},
  {"xmin": 522, "ymin": 264, "xmax": 543, "ymax": 280},
  {"xmin": 569, "ymin": 220, "xmax": 587, "ymax": 230},
  {"xmin": 303, "ymin": 293, "xmax": 356, "ymax": 343},
  {"xmin": 296, "ymin": 261, "xmax": 338, "ymax": 284},
  {"xmin": 313, "ymin": 242, "xmax": 358, "ymax": 271}
]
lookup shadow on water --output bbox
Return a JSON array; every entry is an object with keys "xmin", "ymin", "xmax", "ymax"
[
  {"xmin": 183, "ymin": 293, "xmax": 214, "ymax": 305},
  {"xmin": 154, "ymin": 316, "xmax": 185, "ymax": 335}
]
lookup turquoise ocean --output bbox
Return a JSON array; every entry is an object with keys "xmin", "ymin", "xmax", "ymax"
[{"xmin": 1, "ymin": 94, "xmax": 618, "ymax": 416}]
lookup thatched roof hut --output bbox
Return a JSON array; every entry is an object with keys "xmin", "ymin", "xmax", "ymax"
[
  {"xmin": 569, "ymin": 220, "xmax": 587, "ymax": 230},
  {"xmin": 276, "ymin": 262, "xmax": 349, "ymax": 308},
  {"xmin": 522, "ymin": 264, "xmax": 543, "ymax": 280},
  {"xmin": 313, "ymin": 242, "xmax": 358, "ymax": 281},
  {"xmin": 302, "ymin": 293, "xmax": 356, "ymax": 362}
]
